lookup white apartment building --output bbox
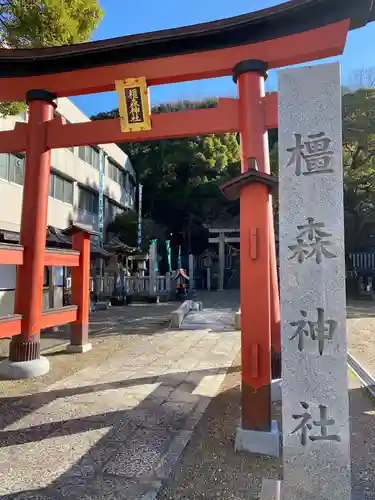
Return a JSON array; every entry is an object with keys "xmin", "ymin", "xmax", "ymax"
[
  {"xmin": 0, "ymin": 97, "xmax": 136, "ymax": 236},
  {"xmin": 0, "ymin": 98, "xmax": 138, "ymax": 315}
]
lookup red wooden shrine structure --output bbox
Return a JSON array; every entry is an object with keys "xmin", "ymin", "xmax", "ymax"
[{"xmin": 0, "ymin": 0, "xmax": 373, "ymax": 432}]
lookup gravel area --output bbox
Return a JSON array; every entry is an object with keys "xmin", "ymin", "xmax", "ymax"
[
  {"xmin": 157, "ymin": 353, "xmax": 375, "ymax": 500},
  {"xmin": 347, "ymin": 300, "xmax": 375, "ymax": 375}
]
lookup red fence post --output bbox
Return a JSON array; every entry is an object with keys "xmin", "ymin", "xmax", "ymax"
[
  {"xmin": 1, "ymin": 90, "xmax": 56, "ymax": 379},
  {"xmin": 67, "ymin": 229, "xmax": 92, "ymax": 353}
]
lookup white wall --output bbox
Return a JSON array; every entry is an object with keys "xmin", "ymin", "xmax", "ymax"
[{"xmin": 0, "ymin": 98, "xmax": 137, "ymax": 233}]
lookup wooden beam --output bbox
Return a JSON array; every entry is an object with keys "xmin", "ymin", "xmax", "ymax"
[
  {"xmin": 0, "ymin": 243, "xmax": 24, "ymax": 265},
  {"xmin": 46, "ymin": 98, "xmax": 239, "ymax": 148},
  {"xmin": 0, "ymin": 314, "xmax": 22, "ymax": 339},
  {"xmin": 0, "ymin": 123, "xmax": 27, "ymax": 154},
  {"xmin": 0, "ymin": 21, "xmax": 349, "ymax": 102},
  {"xmin": 40, "ymin": 306, "xmax": 78, "ymax": 330},
  {"xmin": 264, "ymin": 92, "xmax": 278, "ymax": 130},
  {"xmin": 44, "ymin": 249, "xmax": 80, "ymax": 267}
]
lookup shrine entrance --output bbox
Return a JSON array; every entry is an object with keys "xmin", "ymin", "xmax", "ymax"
[{"xmin": 0, "ymin": 0, "xmax": 371, "ymax": 455}]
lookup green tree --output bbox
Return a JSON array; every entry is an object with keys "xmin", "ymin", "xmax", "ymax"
[
  {"xmin": 265, "ymin": 88, "xmax": 375, "ymax": 252},
  {"xmin": 341, "ymin": 88, "xmax": 375, "ymax": 251},
  {"xmin": 0, "ymin": 0, "xmax": 103, "ymax": 115},
  {"xmin": 92, "ymin": 99, "xmax": 242, "ymax": 253},
  {"xmin": 107, "ymin": 210, "xmax": 165, "ymax": 253}
]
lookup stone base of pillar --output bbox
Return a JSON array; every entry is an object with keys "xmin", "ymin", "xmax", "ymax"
[
  {"xmin": 260, "ymin": 478, "xmax": 282, "ymax": 500},
  {"xmin": 271, "ymin": 378, "xmax": 282, "ymax": 402},
  {"xmin": 234, "ymin": 309, "xmax": 241, "ymax": 330},
  {"xmin": 66, "ymin": 342, "xmax": 92, "ymax": 354},
  {"xmin": 235, "ymin": 420, "xmax": 280, "ymax": 457},
  {"xmin": 0, "ymin": 356, "xmax": 50, "ymax": 380}
]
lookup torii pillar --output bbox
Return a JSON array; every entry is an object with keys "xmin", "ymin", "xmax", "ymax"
[{"xmin": 221, "ymin": 60, "xmax": 280, "ymax": 457}]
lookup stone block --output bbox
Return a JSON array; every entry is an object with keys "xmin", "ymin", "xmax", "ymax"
[
  {"xmin": 0, "ymin": 356, "xmax": 50, "ymax": 380},
  {"xmin": 235, "ymin": 420, "xmax": 280, "ymax": 457},
  {"xmin": 278, "ymin": 62, "xmax": 351, "ymax": 499},
  {"xmin": 66, "ymin": 342, "xmax": 92, "ymax": 354},
  {"xmin": 234, "ymin": 308, "xmax": 241, "ymax": 330},
  {"xmin": 170, "ymin": 300, "xmax": 191, "ymax": 328},
  {"xmin": 260, "ymin": 478, "xmax": 282, "ymax": 500},
  {"xmin": 271, "ymin": 378, "xmax": 282, "ymax": 402}
]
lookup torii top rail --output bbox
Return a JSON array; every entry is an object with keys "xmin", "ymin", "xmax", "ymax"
[{"xmin": 0, "ymin": 0, "xmax": 373, "ymax": 153}]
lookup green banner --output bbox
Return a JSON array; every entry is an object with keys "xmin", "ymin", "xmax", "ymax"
[
  {"xmin": 151, "ymin": 239, "xmax": 158, "ymax": 272},
  {"xmin": 166, "ymin": 240, "xmax": 172, "ymax": 272}
]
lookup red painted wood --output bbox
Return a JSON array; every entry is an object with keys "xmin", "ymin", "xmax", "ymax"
[
  {"xmin": 238, "ymin": 68, "xmax": 272, "ymax": 430},
  {"xmin": 14, "ymin": 98, "xmax": 54, "ymax": 339},
  {"xmin": 0, "ymin": 315, "xmax": 22, "ymax": 339},
  {"xmin": 44, "ymin": 250, "xmax": 80, "ymax": 267},
  {"xmin": 71, "ymin": 232, "xmax": 90, "ymax": 343},
  {"xmin": 238, "ymin": 65, "xmax": 281, "ymax": 355},
  {"xmin": 0, "ymin": 123, "xmax": 27, "ymax": 154},
  {"xmin": 40, "ymin": 307, "xmax": 78, "ymax": 330},
  {"xmin": 46, "ymin": 99, "xmax": 240, "ymax": 149},
  {"xmin": 0, "ymin": 22, "xmax": 349, "ymax": 102},
  {"xmin": 264, "ymin": 92, "xmax": 278, "ymax": 130},
  {"xmin": 0, "ymin": 244, "xmax": 23, "ymax": 265}
]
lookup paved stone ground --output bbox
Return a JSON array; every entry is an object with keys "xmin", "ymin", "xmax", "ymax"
[
  {"xmin": 0, "ymin": 302, "xmax": 177, "ymax": 358},
  {"xmin": 0, "ymin": 293, "xmax": 240, "ymax": 499},
  {"xmin": 1, "ymin": 292, "xmax": 374, "ymax": 499}
]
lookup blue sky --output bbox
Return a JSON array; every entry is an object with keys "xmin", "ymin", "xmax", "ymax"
[{"xmin": 72, "ymin": 0, "xmax": 375, "ymax": 117}]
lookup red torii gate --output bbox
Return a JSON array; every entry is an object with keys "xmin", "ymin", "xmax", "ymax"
[{"xmin": 0, "ymin": 0, "xmax": 372, "ymax": 446}]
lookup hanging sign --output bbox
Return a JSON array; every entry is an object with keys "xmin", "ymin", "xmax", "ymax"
[{"xmin": 115, "ymin": 77, "xmax": 151, "ymax": 133}]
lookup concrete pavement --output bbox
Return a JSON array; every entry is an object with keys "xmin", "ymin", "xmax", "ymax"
[{"xmin": 0, "ymin": 296, "xmax": 240, "ymax": 499}]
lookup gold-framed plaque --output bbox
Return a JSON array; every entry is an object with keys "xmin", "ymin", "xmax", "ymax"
[{"xmin": 115, "ymin": 77, "xmax": 151, "ymax": 133}]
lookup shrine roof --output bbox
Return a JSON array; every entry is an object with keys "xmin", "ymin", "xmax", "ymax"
[{"xmin": 0, "ymin": 0, "xmax": 373, "ymax": 78}]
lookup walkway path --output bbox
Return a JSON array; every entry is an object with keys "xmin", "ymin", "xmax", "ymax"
[{"xmin": 0, "ymin": 294, "xmax": 240, "ymax": 499}]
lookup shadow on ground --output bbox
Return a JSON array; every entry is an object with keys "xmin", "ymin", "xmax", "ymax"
[
  {"xmin": 1, "ymin": 357, "xmax": 374, "ymax": 499},
  {"xmin": 0, "ymin": 365, "xmax": 240, "ymax": 499}
]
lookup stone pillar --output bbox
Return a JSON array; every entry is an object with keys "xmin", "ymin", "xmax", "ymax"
[
  {"xmin": 279, "ymin": 63, "xmax": 350, "ymax": 499},
  {"xmin": 230, "ymin": 60, "xmax": 279, "ymax": 457},
  {"xmin": 0, "ymin": 90, "xmax": 56, "ymax": 379},
  {"xmin": 218, "ymin": 232, "xmax": 225, "ymax": 291},
  {"xmin": 207, "ymin": 267, "xmax": 211, "ymax": 291},
  {"xmin": 67, "ymin": 230, "xmax": 92, "ymax": 353}
]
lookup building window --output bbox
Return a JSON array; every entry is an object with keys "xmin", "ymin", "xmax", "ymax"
[
  {"xmin": 49, "ymin": 171, "xmax": 73, "ymax": 204},
  {"xmin": 0, "ymin": 152, "xmax": 25, "ymax": 185},
  {"xmin": 78, "ymin": 146, "xmax": 86, "ymax": 162},
  {"xmin": 78, "ymin": 145, "xmax": 100, "ymax": 169},
  {"xmin": 92, "ymin": 147, "xmax": 100, "ymax": 170},
  {"xmin": 78, "ymin": 186, "xmax": 98, "ymax": 214},
  {"xmin": 0, "ymin": 153, "xmax": 8, "ymax": 181},
  {"xmin": 108, "ymin": 159, "xmax": 126, "ymax": 185}
]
